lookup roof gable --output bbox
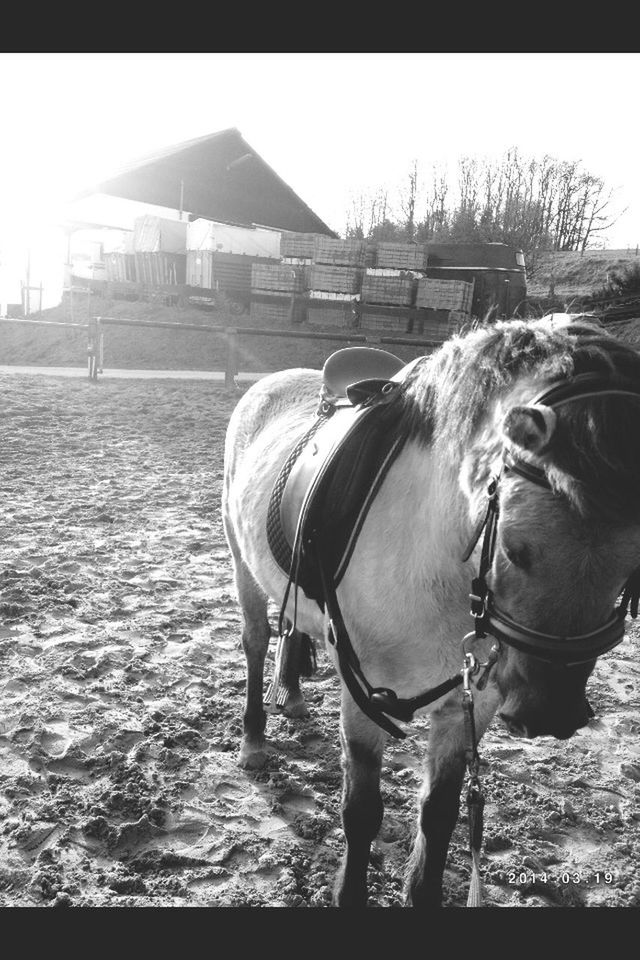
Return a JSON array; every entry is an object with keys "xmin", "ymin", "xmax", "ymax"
[{"xmin": 76, "ymin": 128, "xmax": 337, "ymax": 236}]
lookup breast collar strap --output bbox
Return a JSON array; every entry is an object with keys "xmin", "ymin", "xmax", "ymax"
[{"xmin": 465, "ymin": 373, "xmax": 640, "ymax": 665}]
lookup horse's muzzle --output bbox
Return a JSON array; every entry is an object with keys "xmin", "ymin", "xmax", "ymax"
[{"xmin": 498, "ymin": 708, "xmax": 591, "ymax": 740}]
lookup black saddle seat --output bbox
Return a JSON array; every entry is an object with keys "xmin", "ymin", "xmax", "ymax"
[{"xmin": 322, "ymin": 347, "xmax": 405, "ymax": 404}]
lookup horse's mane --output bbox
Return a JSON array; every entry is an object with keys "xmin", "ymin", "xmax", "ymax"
[{"xmin": 398, "ymin": 317, "xmax": 640, "ymax": 522}]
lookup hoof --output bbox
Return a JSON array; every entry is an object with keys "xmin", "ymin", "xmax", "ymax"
[
  {"xmin": 239, "ymin": 740, "xmax": 268, "ymax": 770},
  {"xmin": 282, "ymin": 695, "xmax": 310, "ymax": 719},
  {"xmin": 264, "ymin": 683, "xmax": 310, "ymax": 719}
]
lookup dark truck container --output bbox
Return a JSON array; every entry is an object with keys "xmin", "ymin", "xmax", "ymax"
[{"xmin": 426, "ymin": 242, "xmax": 526, "ymax": 319}]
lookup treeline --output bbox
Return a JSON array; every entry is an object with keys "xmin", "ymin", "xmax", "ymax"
[{"xmin": 345, "ymin": 148, "xmax": 621, "ymax": 272}]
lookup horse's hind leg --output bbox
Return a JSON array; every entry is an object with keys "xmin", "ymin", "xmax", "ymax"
[
  {"xmin": 224, "ymin": 518, "xmax": 272, "ymax": 769},
  {"xmin": 333, "ymin": 691, "xmax": 386, "ymax": 907},
  {"xmin": 404, "ymin": 690, "xmax": 498, "ymax": 907}
]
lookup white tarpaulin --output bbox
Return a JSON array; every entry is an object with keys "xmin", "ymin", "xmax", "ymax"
[
  {"xmin": 133, "ymin": 216, "xmax": 188, "ymax": 253},
  {"xmin": 187, "ymin": 219, "xmax": 280, "ymax": 259}
]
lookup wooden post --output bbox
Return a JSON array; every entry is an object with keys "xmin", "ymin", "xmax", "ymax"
[
  {"xmin": 225, "ymin": 329, "xmax": 238, "ymax": 389},
  {"xmin": 98, "ymin": 320, "xmax": 104, "ymax": 374},
  {"xmin": 25, "ymin": 248, "xmax": 31, "ymax": 316},
  {"xmin": 87, "ymin": 317, "xmax": 99, "ymax": 380}
]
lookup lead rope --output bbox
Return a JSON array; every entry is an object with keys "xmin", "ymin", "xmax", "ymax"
[{"xmin": 462, "ymin": 652, "xmax": 485, "ymax": 907}]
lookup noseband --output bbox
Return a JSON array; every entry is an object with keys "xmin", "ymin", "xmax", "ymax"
[{"xmin": 464, "ymin": 373, "xmax": 640, "ymax": 666}]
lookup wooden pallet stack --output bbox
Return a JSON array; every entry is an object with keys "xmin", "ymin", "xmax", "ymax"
[
  {"xmin": 251, "ymin": 263, "xmax": 307, "ymax": 294},
  {"xmin": 249, "ymin": 262, "xmax": 307, "ymax": 326},
  {"xmin": 306, "ymin": 238, "xmax": 366, "ymax": 328},
  {"xmin": 358, "ymin": 241, "xmax": 427, "ymax": 332},
  {"xmin": 249, "ymin": 295, "xmax": 306, "ymax": 326},
  {"xmin": 415, "ymin": 277, "xmax": 475, "ymax": 341},
  {"xmin": 376, "ymin": 242, "xmax": 429, "ymax": 272},
  {"xmin": 280, "ymin": 231, "xmax": 323, "ymax": 261},
  {"xmin": 416, "ymin": 277, "xmax": 474, "ymax": 312}
]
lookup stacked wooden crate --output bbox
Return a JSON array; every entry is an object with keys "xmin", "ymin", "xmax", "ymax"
[
  {"xmin": 361, "ymin": 272, "xmax": 417, "ymax": 305},
  {"xmin": 313, "ymin": 237, "xmax": 367, "ymax": 268},
  {"xmin": 307, "ymin": 264, "xmax": 362, "ymax": 294},
  {"xmin": 415, "ymin": 277, "xmax": 475, "ymax": 342},
  {"xmin": 249, "ymin": 262, "xmax": 307, "ymax": 326},
  {"xmin": 416, "ymin": 309, "xmax": 460, "ymax": 340},
  {"xmin": 359, "ymin": 242, "xmax": 427, "ymax": 332},
  {"xmin": 377, "ymin": 242, "xmax": 428, "ymax": 272},
  {"xmin": 280, "ymin": 231, "xmax": 322, "ymax": 261},
  {"xmin": 306, "ymin": 238, "xmax": 366, "ymax": 328},
  {"xmin": 251, "ymin": 263, "xmax": 305, "ymax": 293},
  {"xmin": 416, "ymin": 278, "xmax": 474, "ymax": 312}
]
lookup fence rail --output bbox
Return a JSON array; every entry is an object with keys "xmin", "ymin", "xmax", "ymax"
[
  {"xmin": 2, "ymin": 314, "xmax": 444, "ymax": 385},
  {"xmin": 1, "ymin": 317, "xmax": 89, "ymax": 330}
]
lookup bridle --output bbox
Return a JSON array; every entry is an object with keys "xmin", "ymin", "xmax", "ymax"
[
  {"xmin": 274, "ymin": 370, "xmax": 640, "ymax": 743},
  {"xmin": 463, "ymin": 372, "xmax": 640, "ymax": 667},
  {"xmin": 459, "ymin": 369, "xmax": 640, "ymax": 908}
]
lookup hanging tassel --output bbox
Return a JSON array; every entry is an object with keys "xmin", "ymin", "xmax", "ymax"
[
  {"xmin": 467, "ymin": 848, "xmax": 484, "ymax": 907},
  {"xmin": 466, "ymin": 778, "xmax": 485, "ymax": 908},
  {"xmin": 265, "ymin": 632, "xmax": 287, "ymax": 714}
]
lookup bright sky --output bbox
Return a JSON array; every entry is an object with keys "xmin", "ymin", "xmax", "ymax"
[{"xmin": 1, "ymin": 52, "xmax": 639, "ymax": 305}]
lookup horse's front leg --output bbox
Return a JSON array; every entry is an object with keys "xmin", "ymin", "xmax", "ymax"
[
  {"xmin": 405, "ymin": 687, "xmax": 499, "ymax": 907},
  {"xmin": 333, "ymin": 691, "xmax": 386, "ymax": 907}
]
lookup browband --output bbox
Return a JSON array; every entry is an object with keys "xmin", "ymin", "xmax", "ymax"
[{"xmin": 531, "ymin": 372, "xmax": 640, "ymax": 408}]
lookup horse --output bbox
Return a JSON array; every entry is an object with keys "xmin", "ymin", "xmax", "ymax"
[{"xmin": 222, "ymin": 315, "xmax": 640, "ymax": 907}]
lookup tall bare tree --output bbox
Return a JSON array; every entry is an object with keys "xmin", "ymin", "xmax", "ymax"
[
  {"xmin": 399, "ymin": 159, "xmax": 419, "ymax": 241},
  {"xmin": 344, "ymin": 148, "xmax": 621, "ymax": 268}
]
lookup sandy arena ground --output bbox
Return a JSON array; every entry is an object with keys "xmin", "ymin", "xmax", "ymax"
[{"xmin": 1, "ymin": 369, "xmax": 639, "ymax": 908}]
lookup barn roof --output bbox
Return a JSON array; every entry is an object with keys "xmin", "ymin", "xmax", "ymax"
[{"xmin": 75, "ymin": 127, "xmax": 337, "ymax": 236}]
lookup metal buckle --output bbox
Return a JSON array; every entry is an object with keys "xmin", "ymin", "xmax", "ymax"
[
  {"xmin": 462, "ymin": 634, "xmax": 501, "ymax": 692},
  {"xmin": 462, "ymin": 652, "xmax": 478, "ymax": 700},
  {"xmin": 469, "ymin": 595, "xmax": 486, "ymax": 618}
]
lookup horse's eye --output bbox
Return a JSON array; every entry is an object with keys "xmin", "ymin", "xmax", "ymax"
[{"xmin": 503, "ymin": 541, "xmax": 532, "ymax": 571}]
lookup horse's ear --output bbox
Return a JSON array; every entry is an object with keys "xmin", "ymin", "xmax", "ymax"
[{"xmin": 502, "ymin": 403, "xmax": 557, "ymax": 454}]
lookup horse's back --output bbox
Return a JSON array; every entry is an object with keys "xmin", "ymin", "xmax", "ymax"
[{"xmin": 225, "ymin": 367, "xmax": 322, "ymax": 472}]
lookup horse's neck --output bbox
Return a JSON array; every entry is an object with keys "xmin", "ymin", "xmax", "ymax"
[
  {"xmin": 370, "ymin": 438, "xmax": 469, "ymax": 584},
  {"xmin": 343, "ymin": 437, "xmax": 471, "ymax": 647}
]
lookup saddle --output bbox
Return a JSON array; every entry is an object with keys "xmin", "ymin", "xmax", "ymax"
[{"xmin": 266, "ymin": 347, "xmax": 418, "ymax": 608}]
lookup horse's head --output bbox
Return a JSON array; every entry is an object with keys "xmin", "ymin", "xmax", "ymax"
[{"xmin": 465, "ymin": 357, "xmax": 640, "ymax": 741}]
